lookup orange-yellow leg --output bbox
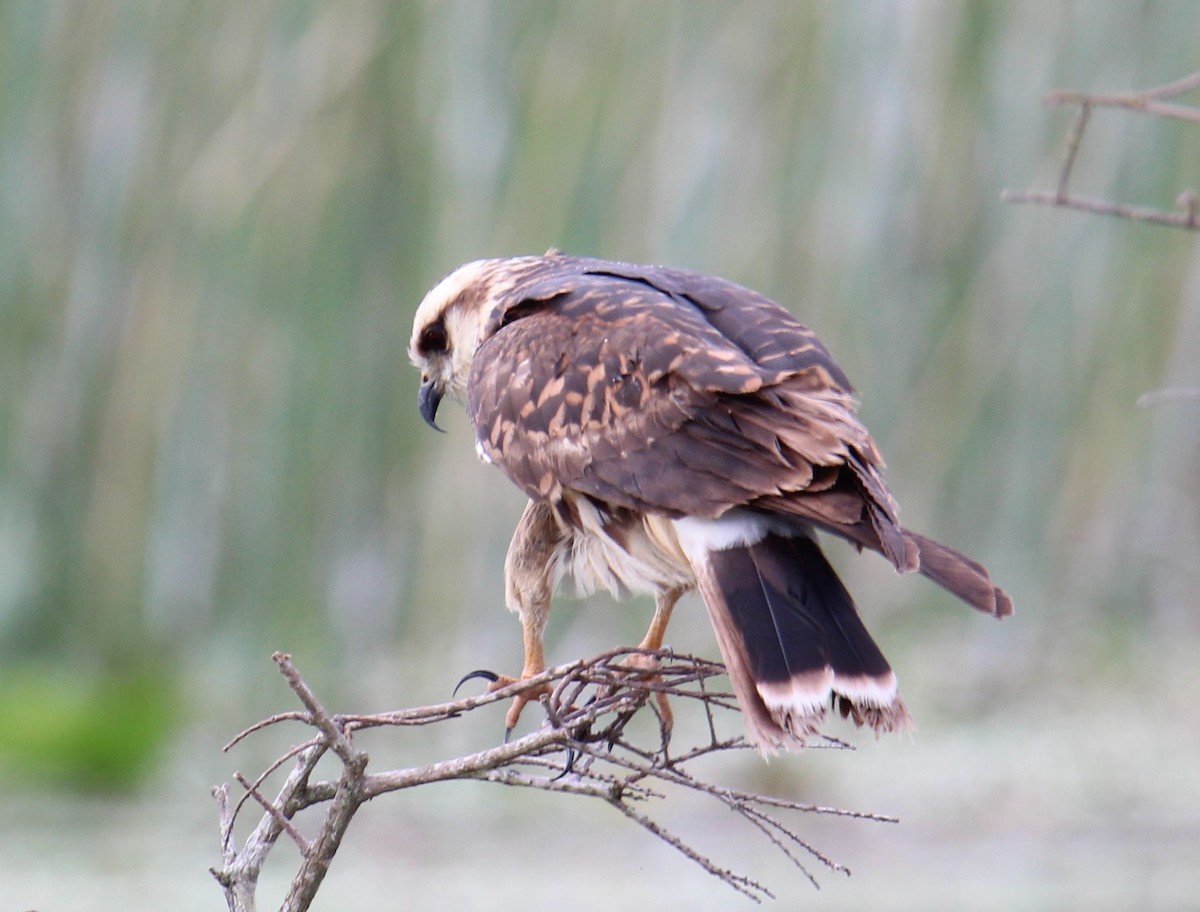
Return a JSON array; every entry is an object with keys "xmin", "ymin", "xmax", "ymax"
[
  {"xmin": 456, "ymin": 591, "xmax": 554, "ymax": 739},
  {"xmin": 623, "ymin": 586, "xmax": 687, "ymax": 743},
  {"xmin": 474, "ymin": 499, "xmax": 561, "ymax": 738},
  {"xmin": 488, "ymin": 603, "xmax": 551, "ymax": 736}
]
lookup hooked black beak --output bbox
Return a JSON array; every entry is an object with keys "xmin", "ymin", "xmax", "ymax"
[{"xmin": 418, "ymin": 377, "xmax": 445, "ymax": 432}]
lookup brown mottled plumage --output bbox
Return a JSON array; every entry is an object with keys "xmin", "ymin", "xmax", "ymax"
[{"xmin": 410, "ymin": 252, "xmax": 1011, "ymax": 749}]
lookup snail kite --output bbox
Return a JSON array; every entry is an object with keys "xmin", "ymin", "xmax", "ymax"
[{"xmin": 410, "ymin": 252, "xmax": 1011, "ymax": 749}]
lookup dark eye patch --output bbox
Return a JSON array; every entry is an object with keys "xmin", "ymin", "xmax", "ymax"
[{"xmin": 418, "ymin": 320, "xmax": 448, "ymax": 355}]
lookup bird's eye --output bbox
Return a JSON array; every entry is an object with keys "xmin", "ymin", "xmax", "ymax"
[{"xmin": 418, "ymin": 321, "xmax": 448, "ymax": 355}]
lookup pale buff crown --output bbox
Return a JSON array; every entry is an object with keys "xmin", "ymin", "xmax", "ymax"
[
  {"xmin": 410, "ymin": 255, "xmax": 552, "ymax": 401},
  {"xmin": 409, "ymin": 258, "xmax": 502, "ymax": 402}
]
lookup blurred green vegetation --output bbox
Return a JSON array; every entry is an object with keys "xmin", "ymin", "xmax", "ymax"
[
  {"xmin": 0, "ymin": 663, "xmax": 176, "ymax": 789},
  {"xmin": 0, "ymin": 0, "xmax": 1196, "ymax": 876}
]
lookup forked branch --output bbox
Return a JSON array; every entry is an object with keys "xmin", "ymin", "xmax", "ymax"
[
  {"xmin": 211, "ymin": 650, "xmax": 895, "ymax": 911},
  {"xmin": 1001, "ymin": 71, "xmax": 1200, "ymax": 230}
]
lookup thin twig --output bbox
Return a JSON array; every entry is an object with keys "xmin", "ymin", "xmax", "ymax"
[
  {"xmin": 1003, "ymin": 71, "xmax": 1200, "ymax": 230},
  {"xmin": 1137, "ymin": 387, "xmax": 1200, "ymax": 408},
  {"xmin": 609, "ymin": 790, "xmax": 774, "ymax": 903},
  {"xmin": 742, "ymin": 804, "xmax": 851, "ymax": 876},
  {"xmin": 212, "ymin": 743, "xmax": 327, "ymax": 912},
  {"xmin": 1055, "ymin": 102, "xmax": 1091, "ymax": 199},
  {"xmin": 1046, "ymin": 91, "xmax": 1200, "ymax": 125},
  {"xmin": 1000, "ymin": 189, "xmax": 1200, "ymax": 231},
  {"xmin": 736, "ymin": 802, "xmax": 822, "ymax": 889},
  {"xmin": 234, "ymin": 772, "xmax": 311, "ymax": 854},
  {"xmin": 1139, "ymin": 70, "xmax": 1200, "ymax": 100},
  {"xmin": 212, "ymin": 783, "xmax": 235, "ymax": 869},
  {"xmin": 272, "ymin": 652, "xmax": 359, "ymax": 765},
  {"xmin": 227, "ymin": 738, "xmax": 321, "ymax": 835},
  {"xmin": 224, "ymin": 711, "xmax": 311, "ymax": 752},
  {"xmin": 1044, "ymin": 70, "xmax": 1200, "ymax": 120}
]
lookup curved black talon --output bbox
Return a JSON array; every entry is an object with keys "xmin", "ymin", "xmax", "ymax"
[
  {"xmin": 551, "ymin": 747, "xmax": 577, "ymax": 781},
  {"xmin": 453, "ymin": 668, "xmax": 500, "ymax": 697},
  {"xmin": 606, "ymin": 717, "xmax": 630, "ymax": 752}
]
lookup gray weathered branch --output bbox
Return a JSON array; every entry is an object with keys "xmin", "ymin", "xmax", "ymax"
[{"xmin": 211, "ymin": 649, "xmax": 895, "ymax": 910}]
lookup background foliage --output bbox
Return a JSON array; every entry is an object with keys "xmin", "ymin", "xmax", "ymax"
[{"xmin": 1, "ymin": 2, "xmax": 1197, "ymax": 908}]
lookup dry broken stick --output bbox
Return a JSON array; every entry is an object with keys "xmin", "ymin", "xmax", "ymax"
[
  {"xmin": 1137, "ymin": 387, "xmax": 1200, "ymax": 408},
  {"xmin": 1001, "ymin": 71, "xmax": 1200, "ymax": 230},
  {"xmin": 211, "ymin": 649, "xmax": 896, "ymax": 911}
]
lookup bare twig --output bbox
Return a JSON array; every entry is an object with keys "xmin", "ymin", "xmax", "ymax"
[
  {"xmin": 271, "ymin": 652, "xmax": 360, "ymax": 765},
  {"xmin": 211, "ymin": 742, "xmax": 326, "ymax": 912},
  {"xmin": 1002, "ymin": 71, "xmax": 1200, "ymax": 230},
  {"xmin": 1137, "ymin": 387, "xmax": 1200, "ymax": 408},
  {"xmin": 1136, "ymin": 70, "xmax": 1200, "ymax": 101},
  {"xmin": 1055, "ymin": 102, "xmax": 1092, "ymax": 200},
  {"xmin": 1043, "ymin": 70, "xmax": 1200, "ymax": 123},
  {"xmin": 211, "ymin": 650, "xmax": 895, "ymax": 911},
  {"xmin": 234, "ymin": 772, "xmax": 311, "ymax": 854},
  {"xmin": 224, "ymin": 711, "xmax": 311, "ymax": 753},
  {"xmin": 998, "ymin": 189, "xmax": 1200, "ymax": 230},
  {"xmin": 608, "ymin": 791, "xmax": 774, "ymax": 902},
  {"xmin": 226, "ymin": 738, "xmax": 320, "ymax": 837}
]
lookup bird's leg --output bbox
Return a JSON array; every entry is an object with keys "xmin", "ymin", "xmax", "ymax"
[
  {"xmin": 638, "ymin": 585, "xmax": 685, "ymax": 656},
  {"xmin": 617, "ymin": 585, "xmax": 687, "ymax": 747},
  {"xmin": 464, "ymin": 500, "xmax": 563, "ymax": 738},
  {"xmin": 489, "ymin": 590, "xmax": 552, "ymax": 736}
]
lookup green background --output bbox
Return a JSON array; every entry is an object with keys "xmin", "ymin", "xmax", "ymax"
[{"xmin": 1, "ymin": 2, "xmax": 1197, "ymax": 908}]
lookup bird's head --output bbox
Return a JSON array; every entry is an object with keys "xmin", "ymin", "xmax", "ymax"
[
  {"xmin": 409, "ymin": 259, "xmax": 499, "ymax": 431},
  {"xmin": 410, "ymin": 255, "xmax": 557, "ymax": 430}
]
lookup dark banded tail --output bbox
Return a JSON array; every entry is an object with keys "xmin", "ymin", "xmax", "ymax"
[{"xmin": 694, "ymin": 532, "xmax": 910, "ymax": 750}]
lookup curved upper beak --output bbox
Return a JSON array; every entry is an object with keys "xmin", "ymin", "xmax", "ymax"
[{"xmin": 418, "ymin": 376, "xmax": 445, "ymax": 432}]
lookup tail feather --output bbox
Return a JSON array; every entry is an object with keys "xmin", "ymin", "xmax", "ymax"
[
  {"xmin": 906, "ymin": 531, "xmax": 1014, "ymax": 619},
  {"xmin": 696, "ymin": 532, "xmax": 910, "ymax": 750}
]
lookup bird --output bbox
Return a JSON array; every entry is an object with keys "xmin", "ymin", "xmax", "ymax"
[{"xmin": 410, "ymin": 251, "xmax": 1012, "ymax": 750}]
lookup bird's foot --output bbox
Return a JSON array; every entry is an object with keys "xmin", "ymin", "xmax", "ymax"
[
  {"xmin": 453, "ymin": 668, "xmax": 551, "ymax": 741},
  {"xmin": 599, "ymin": 649, "xmax": 674, "ymax": 750}
]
